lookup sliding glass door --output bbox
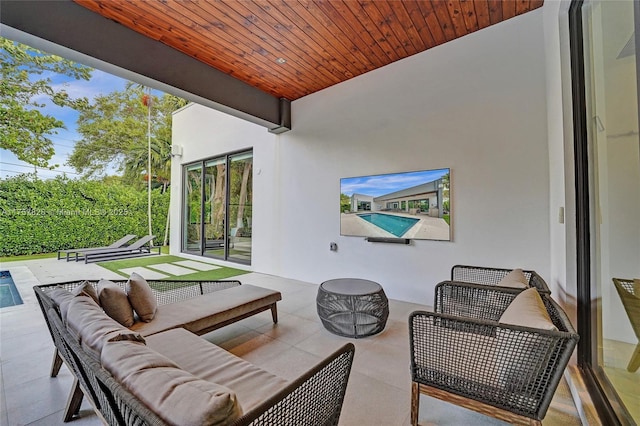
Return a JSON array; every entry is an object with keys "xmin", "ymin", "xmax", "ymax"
[
  {"xmin": 203, "ymin": 158, "xmax": 226, "ymax": 258},
  {"xmin": 227, "ymin": 152, "xmax": 253, "ymax": 263},
  {"xmin": 182, "ymin": 150, "xmax": 252, "ymax": 264},
  {"xmin": 572, "ymin": 0, "xmax": 639, "ymax": 423},
  {"xmin": 183, "ymin": 163, "xmax": 202, "ymax": 254}
]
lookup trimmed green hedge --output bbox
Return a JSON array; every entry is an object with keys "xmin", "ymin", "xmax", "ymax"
[{"xmin": 0, "ymin": 175, "xmax": 169, "ymax": 256}]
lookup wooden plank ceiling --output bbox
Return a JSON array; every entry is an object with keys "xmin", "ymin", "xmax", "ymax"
[{"xmin": 75, "ymin": 0, "xmax": 544, "ymax": 101}]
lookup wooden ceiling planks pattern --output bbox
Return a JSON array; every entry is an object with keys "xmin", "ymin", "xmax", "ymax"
[{"xmin": 74, "ymin": 0, "xmax": 543, "ymax": 101}]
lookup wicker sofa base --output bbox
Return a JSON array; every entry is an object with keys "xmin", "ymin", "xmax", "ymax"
[{"xmin": 411, "ymin": 383, "xmax": 542, "ymax": 426}]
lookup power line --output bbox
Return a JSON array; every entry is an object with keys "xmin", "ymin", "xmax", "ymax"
[
  {"xmin": 0, "ymin": 161, "xmax": 80, "ymax": 175},
  {"xmin": 53, "ymin": 142, "xmax": 76, "ymax": 149},
  {"xmin": 1, "ymin": 169, "xmax": 28, "ymax": 175}
]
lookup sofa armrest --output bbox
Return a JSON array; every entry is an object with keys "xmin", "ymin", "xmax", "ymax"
[
  {"xmin": 434, "ymin": 280, "xmax": 522, "ymax": 321},
  {"xmin": 232, "ymin": 343, "xmax": 355, "ymax": 426}
]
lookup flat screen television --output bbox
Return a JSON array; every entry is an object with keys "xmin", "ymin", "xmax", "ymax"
[{"xmin": 340, "ymin": 168, "xmax": 451, "ymax": 241}]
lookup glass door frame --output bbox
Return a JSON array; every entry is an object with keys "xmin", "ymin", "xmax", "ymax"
[
  {"xmin": 569, "ymin": 1, "xmax": 640, "ymax": 424},
  {"xmin": 181, "ymin": 148, "xmax": 253, "ymax": 265}
]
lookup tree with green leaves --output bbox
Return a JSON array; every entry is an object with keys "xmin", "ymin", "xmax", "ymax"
[
  {"xmin": 68, "ymin": 83, "xmax": 187, "ymax": 190},
  {"xmin": 0, "ymin": 37, "xmax": 92, "ymax": 167}
]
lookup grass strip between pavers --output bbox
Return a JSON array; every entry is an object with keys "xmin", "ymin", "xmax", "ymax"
[{"xmin": 98, "ymin": 255, "xmax": 250, "ymax": 284}]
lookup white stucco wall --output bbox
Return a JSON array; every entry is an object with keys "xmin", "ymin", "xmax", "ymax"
[
  {"xmin": 170, "ymin": 104, "xmax": 281, "ymax": 273},
  {"xmin": 171, "ymin": 9, "xmax": 551, "ymax": 305}
]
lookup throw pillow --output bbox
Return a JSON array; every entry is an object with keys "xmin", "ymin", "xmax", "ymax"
[
  {"xmin": 126, "ymin": 272, "xmax": 157, "ymax": 322},
  {"xmin": 98, "ymin": 279, "xmax": 135, "ymax": 327},
  {"xmin": 71, "ymin": 280, "xmax": 100, "ymax": 305},
  {"xmin": 496, "ymin": 268, "xmax": 528, "ymax": 289},
  {"xmin": 499, "ymin": 287, "xmax": 557, "ymax": 330}
]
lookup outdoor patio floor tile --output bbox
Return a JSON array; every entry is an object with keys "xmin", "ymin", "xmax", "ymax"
[
  {"xmin": 0, "ymin": 261, "xmax": 583, "ymax": 425},
  {"xmin": 145, "ymin": 262, "xmax": 197, "ymax": 275},
  {"xmin": 118, "ymin": 266, "xmax": 168, "ymax": 279},
  {"xmin": 173, "ymin": 260, "xmax": 220, "ymax": 271}
]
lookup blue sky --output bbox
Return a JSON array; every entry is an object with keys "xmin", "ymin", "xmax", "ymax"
[
  {"xmin": 340, "ymin": 168, "xmax": 449, "ymax": 197},
  {"xmin": 1, "ymin": 64, "xmax": 129, "ymax": 179}
]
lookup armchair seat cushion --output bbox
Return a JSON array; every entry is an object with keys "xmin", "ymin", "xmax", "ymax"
[{"xmin": 146, "ymin": 328, "xmax": 288, "ymax": 412}]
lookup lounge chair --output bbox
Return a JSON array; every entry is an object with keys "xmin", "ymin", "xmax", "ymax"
[
  {"xmin": 82, "ymin": 235, "xmax": 160, "ymax": 263},
  {"xmin": 612, "ymin": 278, "xmax": 640, "ymax": 372},
  {"xmin": 57, "ymin": 235, "xmax": 137, "ymax": 262}
]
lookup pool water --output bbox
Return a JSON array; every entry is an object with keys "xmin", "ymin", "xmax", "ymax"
[
  {"xmin": 358, "ymin": 213, "xmax": 419, "ymax": 237},
  {"xmin": 0, "ymin": 271, "xmax": 24, "ymax": 308}
]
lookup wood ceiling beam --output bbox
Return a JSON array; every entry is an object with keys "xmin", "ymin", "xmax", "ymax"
[{"xmin": 0, "ymin": 0, "xmax": 291, "ymax": 133}]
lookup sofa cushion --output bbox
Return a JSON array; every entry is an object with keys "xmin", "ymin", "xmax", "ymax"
[
  {"xmin": 102, "ymin": 339, "xmax": 242, "ymax": 426},
  {"xmin": 126, "ymin": 272, "xmax": 157, "ymax": 322},
  {"xmin": 71, "ymin": 280, "xmax": 100, "ymax": 305},
  {"xmin": 496, "ymin": 268, "xmax": 528, "ymax": 289},
  {"xmin": 98, "ymin": 279, "xmax": 135, "ymax": 327},
  {"xmin": 634, "ymin": 278, "xmax": 640, "ymax": 297},
  {"xmin": 48, "ymin": 288, "xmax": 75, "ymax": 323},
  {"xmin": 49, "ymin": 287, "xmax": 74, "ymax": 307},
  {"xmin": 146, "ymin": 328, "xmax": 288, "ymax": 412},
  {"xmin": 499, "ymin": 287, "xmax": 557, "ymax": 331},
  {"xmin": 130, "ymin": 284, "xmax": 281, "ymax": 337},
  {"xmin": 65, "ymin": 296, "xmax": 138, "ymax": 360}
]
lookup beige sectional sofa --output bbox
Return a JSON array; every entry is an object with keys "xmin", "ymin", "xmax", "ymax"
[{"xmin": 35, "ymin": 277, "xmax": 355, "ymax": 425}]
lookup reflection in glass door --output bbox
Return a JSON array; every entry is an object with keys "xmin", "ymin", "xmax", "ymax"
[
  {"xmin": 182, "ymin": 150, "xmax": 252, "ymax": 264},
  {"xmin": 183, "ymin": 164, "xmax": 202, "ymax": 254},
  {"xmin": 581, "ymin": 0, "xmax": 639, "ymax": 422},
  {"xmin": 227, "ymin": 152, "xmax": 253, "ymax": 263},
  {"xmin": 203, "ymin": 158, "xmax": 226, "ymax": 258}
]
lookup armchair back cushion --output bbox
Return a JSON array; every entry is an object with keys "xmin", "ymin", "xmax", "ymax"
[
  {"xmin": 499, "ymin": 288, "xmax": 557, "ymax": 331},
  {"xmin": 496, "ymin": 268, "xmax": 528, "ymax": 289}
]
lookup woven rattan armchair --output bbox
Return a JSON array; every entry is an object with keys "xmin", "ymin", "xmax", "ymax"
[
  {"xmin": 409, "ymin": 281, "xmax": 578, "ymax": 425},
  {"xmin": 612, "ymin": 278, "xmax": 640, "ymax": 372},
  {"xmin": 451, "ymin": 264, "xmax": 551, "ymax": 294}
]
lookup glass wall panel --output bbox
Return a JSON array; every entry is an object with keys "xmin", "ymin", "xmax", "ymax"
[
  {"xmin": 227, "ymin": 152, "xmax": 253, "ymax": 264},
  {"xmin": 203, "ymin": 158, "xmax": 226, "ymax": 258},
  {"xmin": 183, "ymin": 163, "xmax": 202, "ymax": 254},
  {"xmin": 582, "ymin": 0, "xmax": 639, "ymax": 421}
]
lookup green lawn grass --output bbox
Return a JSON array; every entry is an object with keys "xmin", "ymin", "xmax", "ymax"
[
  {"xmin": 98, "ymin": 255, "xmax": 250, "ymax": 281},
  {"xmin": 0, "ymin": 252, "xmax": 58, "ymax": 262}
]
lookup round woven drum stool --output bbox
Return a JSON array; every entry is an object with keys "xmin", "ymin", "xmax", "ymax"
[{"xmin": 316, "ymin": 278, "xmax": 389, "ymax": 338}]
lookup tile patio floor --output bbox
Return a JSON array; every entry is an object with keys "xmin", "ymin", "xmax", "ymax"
[{"xmin": 0, "ymin": 258, "xmax": 583, "ymax": 425}]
